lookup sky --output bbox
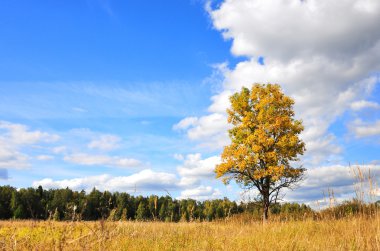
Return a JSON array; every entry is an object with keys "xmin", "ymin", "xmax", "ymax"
[{"xmin": 1, "ymin": 0, "xmax": 380, "ymax": 206}]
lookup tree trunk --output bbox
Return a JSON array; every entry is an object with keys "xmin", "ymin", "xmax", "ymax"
[
  {"xmin": 262, "ymin": 186, "xmax": 270, "ymax": 223},
  {"xmin": 263, "ymin": 202, "xmax": 269, "ymax": 222}
]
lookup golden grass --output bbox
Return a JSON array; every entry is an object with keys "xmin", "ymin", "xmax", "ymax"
[{"xmin": 0, "ymin": 216, "xmax": 379, "ymax": 251}]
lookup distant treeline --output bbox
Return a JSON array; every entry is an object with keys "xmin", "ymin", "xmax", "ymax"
[
  {"xmin": 0, "ymin": 185, "xmax": 315, "ymax": 221},
  {"xmin": 3, "ymin": 185, "xmax": 377, "ymax": 221}
]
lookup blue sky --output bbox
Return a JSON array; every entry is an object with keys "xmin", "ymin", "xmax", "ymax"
[
  {"xmin": 0, "ymin": 0, "xmax": 231, "ymax": 82},
  {"xmin": 1, "ymin": 0, "xmax": 380, "ymax": 204}
]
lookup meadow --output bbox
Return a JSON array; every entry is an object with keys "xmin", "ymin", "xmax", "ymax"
[
  {"xmin": 0, "ymin": 214, "xmax": 379, "ymax": 251},
  {"xmin": 0, "ymin": 167, "xmax": 378, "ymax": 250}
]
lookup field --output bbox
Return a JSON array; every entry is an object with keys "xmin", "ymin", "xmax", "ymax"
[{"xmin": 1, "ymin": 216, "xmax": 379, "ymax": 251}]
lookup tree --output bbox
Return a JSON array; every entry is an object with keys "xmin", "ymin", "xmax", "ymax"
[
  {"xmin": 53, "ymin": 208, "xmax": 60, "ymax": 221},
  {"xmin": 82, "ymin": 188, "xmax": 102, "ymax": 220},
  {"xmin": 215, "ymin": 84, "xmax": 305, "ymax": 221},
  {"xmin": 0, "ymin": 186, "xmax": 16, "ymax": 219},
  {"xmin": 203, "ymin": 201, "xmax": 216, "ymax": 221},
  {"xmin": 136, "ymin": 201, "xmax": 148, "ymax": 221},
  {"xmin": 159, "ymin": 201, "xmax": 168, "ymax": 221},
  {"xmin": 148, "ymin": 195, "xmax": 158, "ymax": 220}
]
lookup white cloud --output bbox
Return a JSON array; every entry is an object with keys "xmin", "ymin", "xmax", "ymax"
[
  {"xmin": 174, "ymin": 113, "xmax": 230, "ymax": 150},
  {"xmin": 0, "ymin": 148, "xmax": 29, "ymax": 169},
  {"xmin": 104, "ymin": 169, "xmax": 177, "ymax": 192},
  {"xmin": 186, "ymin": 113, "xmax": 228, "ymax": 141},
  {"xmin": 178, "ymin": 185, "xmax": 221, "ymax": 200},
  {"xmin": 32, "ymin": 169, "xmax": 178, "ymax": 192},
  {"xmin": 369, "ymin": 188, "xmax": 380, "ymax": 197},
  {"xmin": 0, "ymin": 121, "xmax": 60, "ymax": 145},
  {"xmin": 176, "ymin": 0, "xmax": 380, "ymax": 165},
  {"xmin": 177, "ymin": 153, "xmax": 220, "ymax": 186},
  {"xmin": 66, "ymin": 128, "xmax": 123, "ymax": 152},
  {"xmin": 350, "ymin": 120, "xmax": 380, "ymax": 138},
  {"xmin": 173, "ymin": 153, "xmax": 184, "ymax": 161},
  {"xmin": 72, "ymin": 107, "xmax": 87, "ymax": 113},
  {"xmin": 63, "ymin": 153, "xmax": 142, "ymax": 168},
  {"xmin": 52, "ymin": 146, "xmax": 67, "ymax": 154},
  {"xmin": 235, "ymin": 164, "xmax": 380, "ymax": 205},
  {"xmin": 351, "ymin": 100, "xmax": 380, "ymax": 111},
  {"xmin": 202, "ymin": 62, "xmax": 229, "ymax": 92},
  {"xmin": 36, "ymin": 155, "xmax": 54, "ymax": 161},
  {"xmin": 173, "ymin": 117, "xmax": 198, "ymax": 130},
  {"xmin": 286, "ymin": 164, "xmax": 380, "ymax": 203},
  {"xmin": 0, "ymin": 121, "xmax": 60, "ymax": 169},
  {"xmin": 210, "ymin": 0, "xmax": 380, "ymax": 61},
  {"xmin": 36, "ymin": 152, "xmax": 223, "ymax": 197},
  {"xmin": 88, "ymin": 134, "xmax": 121, "ymax": 151}
]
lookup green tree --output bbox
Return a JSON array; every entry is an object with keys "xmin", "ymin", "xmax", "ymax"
[
  {"xmin": 49, "ymin": 188, "xmax": 74, "ymax": 220},
  {"xmin": 203, "ymin": 201, "xmax": 216, "ymax": 221},
  {"xmin": 121, "ymin": 208, "xmax": 128, "ymax": 221},
  {"xmin": 0, "ymin": 186, "xmax": 16, "ymax": 219},
  {"xmin": 186, "ymin": 199, "xmax": 196, "ymax": 221},
  {"xmin": 114, "ymin": 192, "xmax": 128, "ymax": 220},
  {"xmin": 99, "ymin": 191, "xmax": 113, "ymax": 219},
  {"xmin": 53, "ymin": 208, "xmax": 60, "ymax": 221},
  {"xmin": 82, "ymin": 188, "xmax": 102, "ymax": 220},
  {"xmin": 216, "ymin": 84, "xmax": 305, "ymax": 221},
  {"xmin": 11, "ymin": 190, "xmax": 27, "ymax": 219},
  {"xmin": 159, "ymin": 201, "xmax": 168, "ymax": 221},
  {"xmin": 12, "ymin": 188, "xmax": 44, "ymax": 219},
  {"xmin": 167, "ymin": 199, "xmax": 179, "ymax": 222},
  {"xmin": 136, "ymin": 201, "xmax": 148, "ymax": 221},
  {"xmin": 148, "ymin": 195, "xmax": 158, "ymax": 220},
  {"xmin": 1, "ymin": 185, "xmax": 309, "ymax": 221}
]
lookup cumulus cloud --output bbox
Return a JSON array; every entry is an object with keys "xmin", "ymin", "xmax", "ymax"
[
  {"xmin": 88, "ymin": 134, "xmax": 121, "ymax": 151},
  {"xmin": 32, "ymin": 169, "xmax": 178, "ymax": 192},
  {"xmin": 52, "ymin": 146, "xmax": 67, "ymax": 154},
  {"xmin": 173, "ymin": 153, "xmax": 184, "ymax": 161},
  {"xmin": 176, "ymin": 0, "xmax": 380, "ymax": 165},
  {"xmin": 65, "ymin": 128, "xmax": 123, "ymax": 153},
  {"xmin": 0, "ymin": 121, "xmax": 60, "ymax": 145},
  {"xmin": 173, "ymin": 117, "xmax": 198, "ymax": 131},
  {"xmin": 0, "ymin": 121, "xmax": 60, "ymax": 169},
  {"xmin": 63, "ymin": 153, "xmax": 142, "ymax": 168},
  {"xmin": 174, "ymin": 113, "xmax": 230, "ymax": 150},
  {"xmin": 350, "ymin": 120, "xmax": 380, "ymax": 138},
  {"xmin": 0, "ymin": 147, "xmax": 29, "ymax": 169},
  {"xmin": 47, "ymin": 152, "xmax": 223, "ymax": 200},
  {"xmin": 210, "ymin": 0, "xmax": 380, "ymax": 61},
  {"xmin": 36, "ymin": 155, "xmax": 54, "ymax": 161},
  {"xmin": 286, "ymin": 164, "xmax": 380, "ymax": 203},
  {"xmin": 177, "ymin": 153, "xmax": 220, "ymax": 186},
  {"xmin": 351, "ymin": 100, "xmax": 380, "ymax": 111},
  {"xmin": 178, "ymin": 185, "xmax": 221, "ymax": 201},
  {"xmin": 235, "ymin": 164, "xmax": 380, "ymax": 205}
]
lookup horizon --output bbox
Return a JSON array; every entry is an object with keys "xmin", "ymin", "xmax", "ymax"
[{"xmin": 1, "ymin": 0, "xmax": 380, "ymax": 206}]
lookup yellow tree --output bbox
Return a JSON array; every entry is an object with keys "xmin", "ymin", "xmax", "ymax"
[{"xmin": 215, "ymin": 84, "xmax": 305, "ymax": 221}]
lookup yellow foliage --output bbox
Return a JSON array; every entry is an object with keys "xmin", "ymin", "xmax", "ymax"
[{"xmin": 215, "ymin": 84, "xmax": 305, "ymax": 214}]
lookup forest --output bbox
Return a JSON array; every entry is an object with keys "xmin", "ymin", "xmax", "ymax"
[
  {"xmin": 0, "ymin": 185, "xmax": 314, "ymax": 221},
  {"xmin": 2, "ymin": 185, "xmax": 379, "ymax": 222}
]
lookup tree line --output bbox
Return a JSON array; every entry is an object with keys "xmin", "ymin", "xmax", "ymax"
[{"xmin": 0, "ymin": 185, "xmax": 313, "ymax": 221}]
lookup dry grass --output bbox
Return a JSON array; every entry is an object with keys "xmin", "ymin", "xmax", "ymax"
[
  {"xmin": 0, "ymin": 216, "xmax": 379, "ymax": 251},
  {"xmin": 1, "ymin": 165, "xmax": 378, "ymax": 250}
]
